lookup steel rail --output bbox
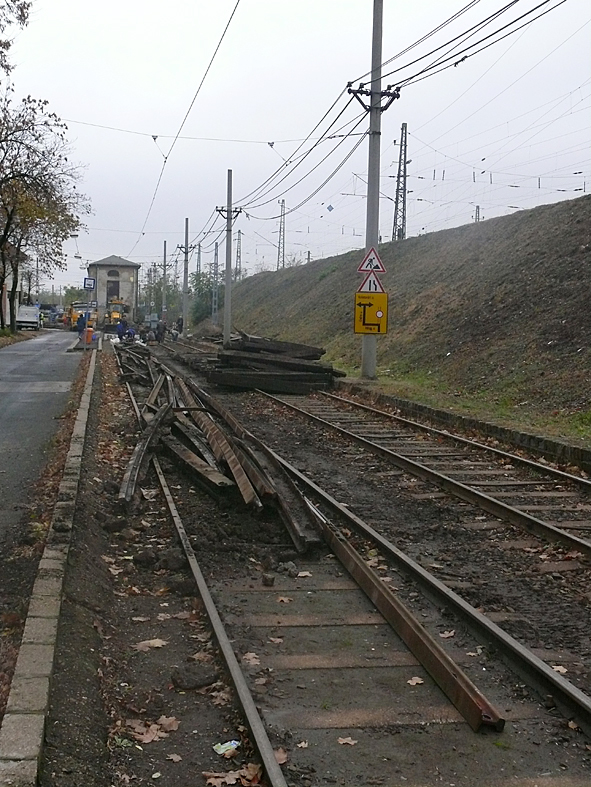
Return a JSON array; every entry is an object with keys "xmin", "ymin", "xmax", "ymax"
[
  {"xmin": 261, "ymin": 392, "xmax": 591, "ymax": 559},
  {"xmin": 152, "ymin": 456, "xmax": 288, "ymax": 787},
  {"xmin": 307, "ymin": 503, "xmax": 504, "ymax": 732},
  {"xmin": 322, "ymin": 391, "xmax": 591, "ymax": 490},
  {"xmin": 264, "ymin": 445, "xmax": 591, "ymax": 737}
]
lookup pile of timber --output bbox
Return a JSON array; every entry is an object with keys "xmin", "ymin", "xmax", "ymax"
[
  {"xmin": 205, "ymin": 332, "xmax": 346, "ymax": 394},
  {"xmin": 114, "ymin": 346, "xmax": 320, "ymax": 551}
]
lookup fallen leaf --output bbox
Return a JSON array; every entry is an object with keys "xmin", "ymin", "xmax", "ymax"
[
  {"xmin": 133, "ymin": 639, "xmax": 168, "ymax": 652},
  {"xmin": 157, "ymin": 716, "xmax": 179, "ymax": 732},
  {"xmin": 157, "ymin": 613, "xmax": 172, "ymax": 621},
  {"xmin": 203, "ymin": 763, "xmax": 262, "ymax": 787},
  {"xmin": 407, "ymin": 677, "xmax": 424, "ymax": 686},
  {"xmin": 274, "ymin": 747, "xmax": 288, "ymax": 764},
  {"xmin": 568, "ymin": 720, "xmax": 579, "ymax": 730},
  {"xmin": 166, "ymin": 753, "xmax": 182, "ymax": 762},
  {"xmin": 268, "ymin": 637, "xmax": 283, "ymax": 644},
  {"xmin": 277, "ymin": 597, "xmax": 292, "ymax": 604},
  {"xmin": 141, "ymin": 488, "xmax": 159, "ymax": 500},
  {"xmin": 151, "ymin": 774, "xmax": 161, "ymax": 780},
  {"xmin": 254, "ymin": 678, "xmax": 267, "ymax": 685},
  {"xmin": 109, "ymin": 566, "xmax": 124, "ymax": 575},
  {"xmin": 297, "ymin": 571, "xmax": 313, "ymax": 577},
  {"xmin": 296, "ymin": 740, "xmax": 309, "ymax": 748},
  {"xmin": 439, "ymin": 630, "xmax": 455, "ymax": 639},
  {"xmin": 338, "ymin": 736, "xmax": 358, "ymax": 745},
  {"xmin": 242, "ymin": 652, "xmax": 260, "ymax": 666},
  {"xmin": 131, "ymin": 616, "xmax": 150, "ymax": 623},
  {"xmin": 552, "ymin": 665, "xmax": 568, "ymax": 674},
  {"xmin": 173, "ymin": 611, "xmax": 192, "ymax": 619},
  {"xmin": 211, "ymin": 688, "xmax": 232, "ymax": 706}
]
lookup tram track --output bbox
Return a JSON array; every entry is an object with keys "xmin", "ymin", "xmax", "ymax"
[{"xmin": 110, "ymin": 343, "xmax": 591, "ymax": 784}]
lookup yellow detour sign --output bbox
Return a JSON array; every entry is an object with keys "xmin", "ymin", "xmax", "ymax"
[{"xmin": 354, "ymin": 292, "xmax": 388, "ymax": 334}]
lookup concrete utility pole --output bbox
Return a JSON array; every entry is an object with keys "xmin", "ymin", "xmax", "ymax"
[
  {"xmin": 196, "ymin": 243, "xmax": 201, "ymax": 277},
  {"xmin": 223, "ymin": 169, "xmax": 233, "ymax": 347},
  {"xmin": 216, "ymin": 169, "xmax": 242, "ymax": 346},
  {"xmin": 392, "ymin": 122, "xmax": 408, "ymax": 241},
  {"xmin": 362, "ymin": 0, "xmax": 383, "ymax": 379},
  {"xmin": 181, "ymin": 218, "xmax": 189, "ymax": 337},
  {"xmin": 162, "ymin": 240, "xmax": 167, "ymax": 323},
  {"xmin": 348, "ymin": 0, "xmax": 399, "ymax": 379},
  {"xmin": 475, "ymin": 205, "xmax": 481, "ymax": 222}
]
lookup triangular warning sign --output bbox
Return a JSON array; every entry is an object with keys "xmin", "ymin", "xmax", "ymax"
[
  {"xmin": 357, "ymin": 271, "xmax": 385, "ymax": 293},
  {"xmin": 357, "ymin": 246, "xmax": 386, "ymax": 273}
]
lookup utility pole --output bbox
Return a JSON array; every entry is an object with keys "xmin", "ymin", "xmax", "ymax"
[
  {"xmin": 162, "ymin": 240, "xmax": 167, "ymax": 323},
  {"xmin": 224, "ymin": 170, "xmax": 233, "ymax": 346},
  {"xmin": 178, "ymin": 218, "xmax": 194, "ymax": 337},
  {"xmin": 348, "ymin": 0, "xmax": 399, "ymax": 378},
  {"xmin": 475, "ymin": 205, "xmax": 481, "ymax": 222},
  {"xmin": 276, "ymin": 199, "xmax": 286, "ymax": 270},
  {"xmin": 182, "ymin": 218, "xmax": 189, "ymax": 337},
  {"xmin": 307, "ymin": 250, "xmax": 311, "ymax": 265},
  {"xmin": 392, "ymin": 122, "xmax": 408, "ymax": 241},
  {"xmin": 196, "ymin": 243, "xmax": 201, "ymax": 277},
  {"xmin": 235, "ymin": 229, "xmax": 242, "ymax": 281},
  {"xmin": 216, "ymin": 169, "xmax": 241, "ymax": 346},
  {"xmin": 212, "ymin": 242, "xmax": 219, "ymax": 325}
]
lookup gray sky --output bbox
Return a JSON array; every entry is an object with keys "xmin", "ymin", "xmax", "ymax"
[{"xmin": 9, "ymin": 0, "xmax": 591, "ymax": 291}]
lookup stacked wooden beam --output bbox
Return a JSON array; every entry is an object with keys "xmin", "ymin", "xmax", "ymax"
[{"xmin": 205, "ymin": 332, "xmax": 346, "ymax": 394}]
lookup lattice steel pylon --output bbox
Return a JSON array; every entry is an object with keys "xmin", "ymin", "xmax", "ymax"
[
  {"xmin": 277, "ymin": 199, "xmax": 285, "ymax": 269},
  {"xmin": 234, "ymin": 229, "xmax": 242, "ymax": 281},
  {"xmin": 391, "ymin": 122, "xmax": 408, "ymax": 241},
  {"xmin": 212, "ymin": 242, "xmax": 219, "ymax": 324}
]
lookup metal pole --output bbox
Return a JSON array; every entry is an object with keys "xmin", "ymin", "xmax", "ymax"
[
  {"xmin": 361, "ymin": 0, "xmax": 383, "ymax": 379},
  {"xmin": 162, "ymin": 240, "xmax": 167, "ymax": 323},
  {"xmin": 182, "ymin": 217, "xmax": 189, "ymax": 338},
  {"xmin": 223, "ymin": 169, "xmax": 233, "ymax": 347}
]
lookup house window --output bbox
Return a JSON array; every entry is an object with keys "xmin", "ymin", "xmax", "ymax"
[
  {"xmin": 108, "ymin": 270, "xmax": 120, "ymax": 278},
  {"xmin": 107, "ymin": 281, "xmax": 120, "ymax": 299}
]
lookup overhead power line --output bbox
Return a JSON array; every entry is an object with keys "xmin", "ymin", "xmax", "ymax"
[{"xmin": 127, "ymin": 0, "xmax": 241, "ymax": 257}]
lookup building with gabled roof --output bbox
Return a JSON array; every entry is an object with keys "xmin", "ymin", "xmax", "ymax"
[{"xmin": 87, "ymin": 255, "xmax": 141, "ymax": 323}]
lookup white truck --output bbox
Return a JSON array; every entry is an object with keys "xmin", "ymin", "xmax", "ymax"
[{"xmin": 16, "ymin": 305, "xmax": 41, "ymax": 331}]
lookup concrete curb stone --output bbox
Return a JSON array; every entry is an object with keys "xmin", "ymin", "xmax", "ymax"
[{"xmin": 0, "ymin": 350, "xmax": 97, "ymax": 786}]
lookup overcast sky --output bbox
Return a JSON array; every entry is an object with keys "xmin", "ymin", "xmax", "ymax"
[{"xmin": 8, "ymin": 0, "xmax": 591, "ymax": 292}]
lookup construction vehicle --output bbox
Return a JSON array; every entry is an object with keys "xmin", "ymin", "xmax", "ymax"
[
  {"xmin": 66, "ymin": 301, "xmax": 97, "ymax": 331},
  {"xmin": 103, "ymin": 298, "xmax": 128, "ymax": 332}
]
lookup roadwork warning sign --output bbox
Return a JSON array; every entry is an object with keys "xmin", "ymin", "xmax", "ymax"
[{"xmin": 354, "ymin": 292, "xmax": 388, "ymax": 334}]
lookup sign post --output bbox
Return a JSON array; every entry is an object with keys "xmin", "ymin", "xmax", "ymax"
[
  {"xmin": 355, "ymin": 246, "xmax": 388, "ymax": 339},
  {"xmin": 83, "ymin": 276, "xmax": 96, "ymax": 351}
]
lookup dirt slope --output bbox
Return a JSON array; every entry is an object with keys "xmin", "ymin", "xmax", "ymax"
[{"xmin": 232, "ymin": 195, "xmax": 591, "ymax": 414}]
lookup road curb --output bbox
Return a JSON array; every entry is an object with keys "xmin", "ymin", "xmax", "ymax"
[{"xmin": 0, "ymin": 350, "xmax": 97, "ymax": 786}]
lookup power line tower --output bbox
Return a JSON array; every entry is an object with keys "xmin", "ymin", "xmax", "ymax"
[
  {"xmin": 234, "ymin": 229, "xmax": 242, "ymax": 281},
  {"xmin": 276, "ymin": 199, "xmax": 285, "ymax": 270},
  {"xmin": 212, "ymin": 241, "xmax": 219, "ymax": 325},
  {"xmin": 391, "ymin": 122, "xmax": 408, "ymax": 241}
]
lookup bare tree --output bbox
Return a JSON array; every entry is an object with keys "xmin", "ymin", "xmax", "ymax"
[
  {"xmin": 0, "ymin": 2, "xmax": 30, "ymax": 74},
  {"xmin": 0, "ymin": 90, "xmax": 90, "ymax": 329}
]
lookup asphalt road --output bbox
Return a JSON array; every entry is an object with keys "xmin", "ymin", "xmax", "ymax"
[{"xmin": 0, "ymin": 331, "xmax": 82, "ymax": 544}]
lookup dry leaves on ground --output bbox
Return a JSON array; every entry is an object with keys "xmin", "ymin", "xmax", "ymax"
[
  {"xmin": 439, "ymin": 630, "xmax": 455, "ymax": 639},
  {"xmin": 338, "ymin": 737, "xmax": 358, "ymax": 745},
  {"xmin": 277, "ymin": 597, "xmax": 292, "ymax": 604},
  {"xmin": 552, "ymin": 665, "xmax": 567, "ymax": 674},
  {"xmin": 407, "ymin": 677, "xmax": 424, "ymax": 686},
  {"xmin": 203, "ymin": 763, "xmax": 262, "ymax": 786},
  {"xmin": 125, "ymin": 716, "xmax": 179, "ymax": 743},
  {"xmin": 242, "ymin": 652, "xmax": 260, "ymax": 666},
  {"xmin": 274, "ymin": 747, "xmax": 288, "ymax": 764},
  {"xmin": 133, "ymin": 638, "xmax": 168, "ymax": 652},
  {"xmin": 166, "ymin": 753, "xmax": 182, "ymax": 762}
]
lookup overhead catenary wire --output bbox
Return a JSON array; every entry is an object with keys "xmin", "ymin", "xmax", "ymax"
[
  {"xmin": 388, "ymin": 0, "xmax": 568, "ymax": 90},
  {"xmin": 127, "ymin": 0, "xmax": 241, "ymax": 258}
]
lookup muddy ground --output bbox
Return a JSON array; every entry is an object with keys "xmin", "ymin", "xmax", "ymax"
[{"xmin": 33, "ymin": 347, "xmax": 591, "ymax": 786}]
